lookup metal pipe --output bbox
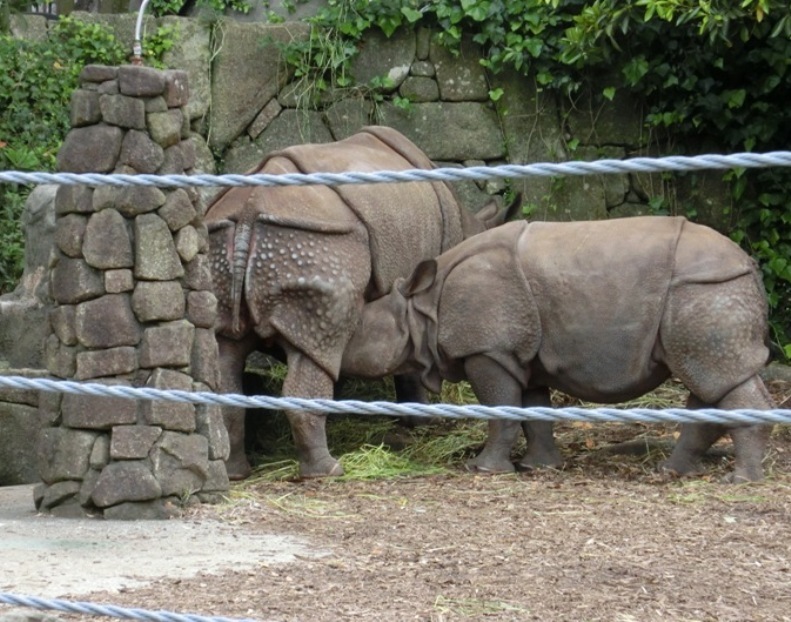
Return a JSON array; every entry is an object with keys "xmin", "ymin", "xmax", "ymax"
[{"xmin": 131, "ymin": 0, "xmax": 151, "ymax": 66}]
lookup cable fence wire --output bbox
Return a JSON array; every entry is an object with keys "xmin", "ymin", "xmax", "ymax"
[
  {"xmin": 0, "ymin": 592, "xmax": 259, "ymax": 622},
  {"xmin": 2, "ymin": 151, "xmax": 791, "ymax": 188},
  {"xmin": 0, "ymin": 375, "xmax": 789, "ymax": 426}
]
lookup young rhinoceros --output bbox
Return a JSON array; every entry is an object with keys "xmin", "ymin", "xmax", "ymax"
[
  {"xmin": 342, "ymin": 216, "xmax": 775, "ymax": 482},
  {"xmin": 206, "ymin": 126, "xmax": 518, "ymax": 479}
]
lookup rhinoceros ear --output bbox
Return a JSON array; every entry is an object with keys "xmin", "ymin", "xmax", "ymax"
[
  {"xmin": 476, "ymin": 193, "xmax": 523, "ymax": 228},
  {"xmin": 400, "ymin": 260, "xmax": 438, "ymax": 296}
]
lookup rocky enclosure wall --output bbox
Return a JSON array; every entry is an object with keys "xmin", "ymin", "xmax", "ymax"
[
  {"xmin": 10, "ymin": 11, "xmax": 734, "ymax": 226},
  {"xmin": 34, "ymin": 65, "xmax": 230, "ymax": 518}
]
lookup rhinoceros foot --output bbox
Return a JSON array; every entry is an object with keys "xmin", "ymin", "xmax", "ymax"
[
  {"xmin": 226, "ymin": 453, "xmax": 253, "ymax": 481},
  {"xmin": 721, "ymin": 467, "xmax": 764, "ymax": 484},
  {"xmin": 464, "ymin": 455, "xmax": 515, "ymax": 474},
  {"xmin": 516, "ymin": 449, "xmax": 564, "ymax": 471},
  {"xmin": 658, "ymin": 454, "xmax": 703, "ymax": 479},
  {"xmin": 299, "ymin": 456, "xmax": 344, "ymax": 479}
]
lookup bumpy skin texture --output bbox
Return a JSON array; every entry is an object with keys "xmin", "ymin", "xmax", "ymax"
[
  {"xmin": 205, "ymin": 127, "xmax": 515, "ymax": 479},
  {"xmin": 343, "ymin": 216, "xmax": 774, "ymax": 483}
]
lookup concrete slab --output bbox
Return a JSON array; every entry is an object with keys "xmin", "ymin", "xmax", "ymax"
[{"xmin": 0, "ymin": 485, "xmax": 324, "ymax": 602}]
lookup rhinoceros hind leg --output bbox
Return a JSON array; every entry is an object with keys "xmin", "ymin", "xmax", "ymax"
[
  {"xmin": 283, "ymin": 347, "xmax": 343, "ymax": 478},
  {"xmin": 218, "ymin": 336, "xmax": 258, "ymax": 480},
  {"xmin": 718, "ymin": 375, "xmax": 773, "ymax": 483},
  {"xmin": 661, "ymin": 394, "xmax": 726, "ymax": 477},
  {"xmin": 662, "ymin": 376, "xmax": 773, "ymax": 482},
  {"xmin": 463, "ymin": 355, "xmax": 521, "ymax": 473},
  {"xmin": 517, "ymin": 388, "xmax": 563, "ymax": 470}
]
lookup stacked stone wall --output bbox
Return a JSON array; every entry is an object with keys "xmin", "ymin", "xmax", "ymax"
[{"xmin": 36, "ymin": 65, "xmax": 229, "ymax": 519}]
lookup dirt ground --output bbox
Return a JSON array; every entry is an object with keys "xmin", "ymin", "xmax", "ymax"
[{"xmin": 63, "ymin": 378, "xmax": 791, "ymax": 622}]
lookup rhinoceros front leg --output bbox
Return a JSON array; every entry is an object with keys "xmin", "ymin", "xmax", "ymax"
[
  {"xmin": 217, "ymin": 335, "xmax": 258, "ymax": 481},
  {"xmin": 463, "ymin": 354, "xmax": 522, "ymax": 473},
  {"xmin": 282, "ymin": 344, "xmax": 343, "ymax": 478},
  {"xmin": 518, "ymin": 387, "xmax": 564, "ymax": 470},
  {"xmin": 662, "ymin": 375, "xmax": 773, "ymax": 482},
  {"xmin": 393, "ymin": 374, "xmax": 435, "ymax": 427}
]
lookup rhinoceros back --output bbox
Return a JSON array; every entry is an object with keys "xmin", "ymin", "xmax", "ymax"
[{"xmin": 266, "ymin": 126, "xmax": 465, "ymax": 298}]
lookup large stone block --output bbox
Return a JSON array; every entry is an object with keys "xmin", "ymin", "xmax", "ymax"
[
  {"xmin": 350, "ymin": 28, "xmax": 414, "ymax": 91},
  {"xmin": 132, "ymin": 281, "xmax": 186, "ymax": 322},
  {"xmin": 165, "ymin": 70, "xmax": 190, "ymax": 108},
  {"xmin": 57, "ymin": 124, "xmax": 123, "ymax": 173},
  {"xmin": 83, "ymin": 209, "xmax": 134, "ymax": 269},
  {"xmin": 55, "ymin": 184, "xmax": 94, "ymax": 216},
  {"xmin": 135, "ymin": 214, "xmax": 185, "ymax": 280},
  {"xmin": 75, "ymin": 294, "xmax": 141, "ymax": 348},
  {"xmin": 74, "ymin": 346, "xmax": 137, "ymax": 380},
  {"xmin": 110, "ymin": 425, "xmax": 163, "ymax": 459},
  {"xmin": 175, "ymin": 226, "xmax": 200, "ymax": 263},
  {"xmin": 50, "ymin": 305, "xmax": 77, "ymax": 346},
  {"xmin": 209, "ymin": 21, "xmax": 309, "ymax": 151},
  {"xmin": 140, "ymin": 369, "xmax": 197, "ymax": 432},
  {"xmin": 91, "ymin": 461, "xmax": 162, "ymax": 508},
  {"xmin": 141, "ymin": 400, "xmax": 196, "ymax": 432},
  {"xmin": 116, "ymin": 186, "xmax": 167, "ymax": 217},
  {"xmin": 99, "ymin": 93, "xmax": 146, "ymax": 130},
  {"xmin": 430, "ymin": 36, "xmax": 489, "ymax": 102},
  {"xmin": 51, "ymin": 257, "xmax": 104, "ymax": 304},
  {"xmin": 196, "ymin": 404, "xmax": 230, "ymax": 462},
  {"xmin": 150, "ymin": 431, "xmax": 209, "ymax": 496},
  {"xmin": 55, "ymin": 214, "xmax": 88, "ymax": 258},
  {"xmin": 183, "ymin": 255, "xmax": 213, "ymax": 291},
  {"xmin": 46, "ymin": 334, "xmax": 77, "ymax": 379},
  {"xmin": 39, "ymin": 480, "xmax": 82, "ymax": 510},
  {"xmin": 221, "ymin": 109, "xmax": 332, "ymax": 174},
  {"xmin": 37, "ymin": 427, "xmax": 97, "ymax": 483},
  {"xmin": 324, "ymin": 97, "xmax": 374, "ymax": 141},
  {"xmin": 0, "ymin": 401, "xmax": 40, "ymax": 485},
  {"xmin": 148, "ymin": 109, "xmax": 184, "ymax": 149},
  {"xmin": 186, "ymin": 290, "xmax": 217, "ymax": 328},
  {"xmin": 191, "ymin": 327, "xmax": 219, "ymax": 389},
  {"xmin": 160, "ymin": 17, "xmax": 211, "ymax": 121},
  {"xmin": 61, "ymin": 390, "xmax": 138, "ymax": 429},
  {"xmin": 376, "ymin": 102, "xmax": 505, "ymax": 161},
  {"xmin": 119, "ymin": 65, "xmax": 167, "ymax": 97},
  {"xmin": 139, "ymin": 320, "xmax": 195, "ymax": 368},
  {"xmin": 159, "ymin": 189, "xmax": 197, "ymax": 231},
  {"xmin": 158, "ymin": 139, "xmax": 195, "ymax": 175},
  {"xmin": 70, "ymin": 89, "xmax": 102, "ymax": 127},
  {"xmin": 120, "ymin": 129, "xmax": 166, "ymax": 173}
]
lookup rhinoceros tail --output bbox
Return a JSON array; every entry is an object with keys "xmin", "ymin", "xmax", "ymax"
[{"xmin": 231, "ymin": 221, "xmax": 252, "ymax": 334}]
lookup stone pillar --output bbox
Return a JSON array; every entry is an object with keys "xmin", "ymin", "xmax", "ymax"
[{"xmin": 36, "ymin": 64, "xmax": 230, "ymax": 519}]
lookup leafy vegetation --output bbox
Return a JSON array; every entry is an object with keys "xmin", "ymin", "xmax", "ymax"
[
  {"xmin": 280, "ymin": 0, "xmax": 791, "ymax": 358},
  {"xmin": 0, "ymin": 17, "xmax": 127, "ymax": 292},
  {"xmin": 148, "ymin": 0, "xmax": 271, "ymax": 17},
  {"xmin": 0, "ymin": 16, "xmax": 174, "ymax": 293}
]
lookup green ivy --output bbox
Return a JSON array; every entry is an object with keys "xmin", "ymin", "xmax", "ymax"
[
  {"xmin": 148, "ymin": 0, "xmax": 255, "ymax": 17},
  {"xmin": 0, "ymin": 16, "xmax": 174, "ymax": 294}
]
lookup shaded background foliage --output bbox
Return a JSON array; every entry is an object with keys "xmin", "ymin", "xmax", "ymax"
[{"xmin": 1, "ymin": 0, "xmax": 789, "ymax": 357}]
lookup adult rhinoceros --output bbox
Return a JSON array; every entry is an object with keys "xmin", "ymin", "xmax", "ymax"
[
  {"xmin": 342, "ymin": 216, "xmax": 775, "ymax": 482},
  {"xmin": 206, "ymin": 126, "xmax": 517, "ymax": 479}
]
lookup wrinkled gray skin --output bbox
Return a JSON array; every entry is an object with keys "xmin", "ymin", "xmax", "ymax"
[
  {"xmin": 343, "ymin": 217, "xmax": 775, "ymax": 482},
  {"xmin": 205, "ymin": 126, "xmax": 518, "ymax": 479}
]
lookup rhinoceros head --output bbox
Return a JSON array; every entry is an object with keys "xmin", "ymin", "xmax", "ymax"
[{"xmin": 342, "ymin": 259, "xmax": 443, "ymax": 389}]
